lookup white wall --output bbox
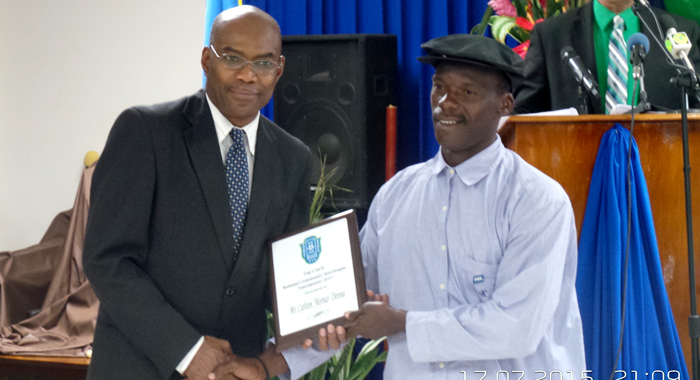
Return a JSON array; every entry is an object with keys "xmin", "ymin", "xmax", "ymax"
[{"xmin": 0, "ymin": 0, "xmax": 206, "ymax": 251}]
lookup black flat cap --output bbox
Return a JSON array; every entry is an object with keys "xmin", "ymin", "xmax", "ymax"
[{"xmin": 417, "ymin": 34, "xmax": 524, "ymax": 87}]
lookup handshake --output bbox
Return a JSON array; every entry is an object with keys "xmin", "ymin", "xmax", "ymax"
[
  {"xmin": 182, "ymin": 335, "xmax": 278, "ymax": 380},
  {"xmin": 184, "ymin": 290, "xmax": 403, "ymax": 380}
]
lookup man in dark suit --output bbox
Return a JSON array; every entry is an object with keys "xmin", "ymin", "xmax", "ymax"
[
  {"xmin": 514, "ymin": 0, "xmax": 700, "ymax": 114},
  {"xmin": 84, "ymin": 6, "xmax": 312, "ymax": 380}
]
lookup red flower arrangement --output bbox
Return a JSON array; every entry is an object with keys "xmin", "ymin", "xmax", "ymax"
[{"xmin": 472, "ymin": 0, "xmax": 585, "ymax": 58}]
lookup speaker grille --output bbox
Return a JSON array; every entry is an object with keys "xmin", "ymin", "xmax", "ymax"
[{"xmin": 274, "ymin": 34, "xmax": 398, "ymax": 214}]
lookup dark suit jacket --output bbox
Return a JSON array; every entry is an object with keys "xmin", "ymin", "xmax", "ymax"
[
  {"xmin": 83, "ymin": 89, "xmax": 312, "ymax": 380},
  {"xmin": 514, "ymin": 2, "xmax": 700, "ymax": 114}
]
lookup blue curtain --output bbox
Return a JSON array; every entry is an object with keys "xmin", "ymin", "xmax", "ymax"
[
  {"xmin": 576, "ymin": 124, "xmax": 688, "ymax": 380},
  {"xmin": 204, "ymin": 0, "xmax": 488, "ymax": 168}
]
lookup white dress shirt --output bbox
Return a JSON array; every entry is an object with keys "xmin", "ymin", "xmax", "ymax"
[{"xmin": 207, "ymin": 93, "xmax": 258, "ymax": 194}]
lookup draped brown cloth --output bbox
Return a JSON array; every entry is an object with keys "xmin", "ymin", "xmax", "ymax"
[{"xmin": 0, "ymin": 165, "xmax": 98, "ymax": 356}]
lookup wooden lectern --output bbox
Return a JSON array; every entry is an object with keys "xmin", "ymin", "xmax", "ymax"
[{"xmin": 500, "ymin": 114, "xmax": 700, "ymax": 373}]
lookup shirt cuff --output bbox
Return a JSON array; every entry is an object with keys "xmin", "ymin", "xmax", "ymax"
[{"xmin": 176, "ymin": 336, "xmax": 205, "ymax": 374}]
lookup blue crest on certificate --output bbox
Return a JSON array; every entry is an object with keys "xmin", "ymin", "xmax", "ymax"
[
  {"xmin": 301, "ymin": 236, "xmax": 322, "ymax": 264},
  {"xmin": 473, "ymin": 275, "xmax": 484, "ymax": 284}
]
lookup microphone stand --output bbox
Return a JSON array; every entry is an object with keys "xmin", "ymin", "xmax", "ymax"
[
  {"xmin": 634, "ymin": 3, "xmax": 700, "ymax": 378},
  {"xmin": 578, "ymin": 82, "xmax": 589, "ymax": 115},
  {"xmin": 671, "ymin": 68, "xmax": 700, "ymax": 380},
  {"xmin": 626, "ymin": 65, "xmax": 673, "ymax": 114}
]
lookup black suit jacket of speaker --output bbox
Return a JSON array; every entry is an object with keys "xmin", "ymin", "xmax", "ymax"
[
  {"xmin": 514, "ymin": 2, "xmax": 700, "ymax": 114},
  {"xmin": 83, "ymin": 89, "xmax": 312, "ymax": 380}
]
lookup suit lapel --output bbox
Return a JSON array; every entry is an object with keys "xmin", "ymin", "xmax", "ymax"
[
  {"xmin": 237, "ymin": 117, "xmax": 279, "ymax": 259},
  {"xmin": 182, "ymin": 90, "xmax": 236, "ymax": 269},
  {"xmin": 574, "ymin": 2, "xmax": 605, "ymax": 114}
]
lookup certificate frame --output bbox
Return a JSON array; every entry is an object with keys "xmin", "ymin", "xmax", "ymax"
[{"xmin": 268, "ymin": 209, "xmax": 367, "ymax": 352}]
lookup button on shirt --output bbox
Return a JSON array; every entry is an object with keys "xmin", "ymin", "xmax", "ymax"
[{"xmin": 360, "ymin": 137, "xmax": 586, "ymax": 379}]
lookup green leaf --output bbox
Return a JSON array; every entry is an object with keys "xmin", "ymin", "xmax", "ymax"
[
  {"xmin": 343, "ymin": 340, "xmax": 354, "ymax": 379},
  {"xmin": 509, "ymin": 26, "xmax": 530, "ymax": 43},
  {"xmin": 531, "ymin": 1, "xmax": 544, "ymax": 20},
  {"xmin": 266, "ymin": 310, "xmax": 276, "ymax": 340},
  {"xmin": 350, "ymin": 350, "xmax": 388, "ymax": 380},
  {"xmin": 489, "ymin": 16, "xmax": 517, "ymax": 43},
  {"xmin": 546, "ymin": 0, "xmax": 563, "ymax": 18},
  {"xmin": 374, "ymin": 350, "xmax": 388, "ymax": 362},
  {"xmin": 309, "ymin": 149, "xmax": 353, "ymax": 224},
  {"xmin": 349, "ymin": 352, "xmax": 378, "ymax": 378},
  {"xmin": 349, "ymin": 363, "xmax": 376, "ymax": 380},
  {"xmin": 357, "ymin": 337, "xmax": 386, "ymax": 358},
  {"xmin": 346, "ymin": 338, "xmax": 387, "ymax": 380},
  {"xmin": 302, "ymin": 362, "xmax": 328, "ymax": 380},
  {"xmin": 328, "ymin": 340, "xmax": 355, "ymax": 380},
  {"xmin": 471, "ymin": 6, "xmax": 493, "ymax": 35},
  {"xmin": 572, "ymin": 0, "xmax": 589, "ymax": 9},
  {"xmin": 512, "ymin": 0, "xmax": 528, "ymax": 18}
]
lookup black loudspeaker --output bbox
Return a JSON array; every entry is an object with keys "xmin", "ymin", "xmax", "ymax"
[{"xmin": 274, "ymin": 34, "xmax": 397, "ymax": 217}]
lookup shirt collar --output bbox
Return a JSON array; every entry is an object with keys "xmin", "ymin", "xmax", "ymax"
[
  {"xmin": 428, "ymin": 135, "xmax": 505, "ymax": 186},
  {"xmin": 205, "ymin": 93, "xmax": 259, "ymax": 156},
  {"xmin": 594, "ymin": 0, "xmax": 636, "ymax": 32}
]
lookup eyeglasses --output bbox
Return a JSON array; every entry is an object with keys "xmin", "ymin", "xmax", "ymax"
[{"xmin": 209, "ymin": 45, "xmax": 281, "ymax": 75}]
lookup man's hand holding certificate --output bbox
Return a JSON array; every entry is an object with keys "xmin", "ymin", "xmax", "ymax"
[{"xmin": 268, "ymin": 210, "xmax": 367, "ymax": 351}]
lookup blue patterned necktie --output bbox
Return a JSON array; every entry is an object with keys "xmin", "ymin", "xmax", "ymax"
[
  {"xmin": 225, "ymin": 127, "xmax": 249, "ymax": 256},
  {"xmin": 606, "ymin": 15, "xmax": 628, "ymax": 114}
]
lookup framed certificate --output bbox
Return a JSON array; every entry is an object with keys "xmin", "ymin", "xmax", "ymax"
[{"xmin": 268, "ymin": 209, "xmax": 367, "ymax": 352}]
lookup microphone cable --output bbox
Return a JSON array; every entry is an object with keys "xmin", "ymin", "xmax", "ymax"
[
  {"xmin": 633, "ymin": 4, "xmax": 700, "ymax": 105},
  {"xmin": 632, "ymin": 4, "xmax": 689, "ymax": 73},
  {"xmin": 636, "ymin": 2, "xmax": 666, "ymax": 49}
]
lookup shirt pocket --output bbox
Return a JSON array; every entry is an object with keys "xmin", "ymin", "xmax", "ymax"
[{"xmin": 457, "ymin": 256, "xmax": 499, "ymax": 303}]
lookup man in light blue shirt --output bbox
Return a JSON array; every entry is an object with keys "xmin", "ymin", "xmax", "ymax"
[{"xmin": 330, "ymin": 34, "xmax": 587, "ymax": 380}]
